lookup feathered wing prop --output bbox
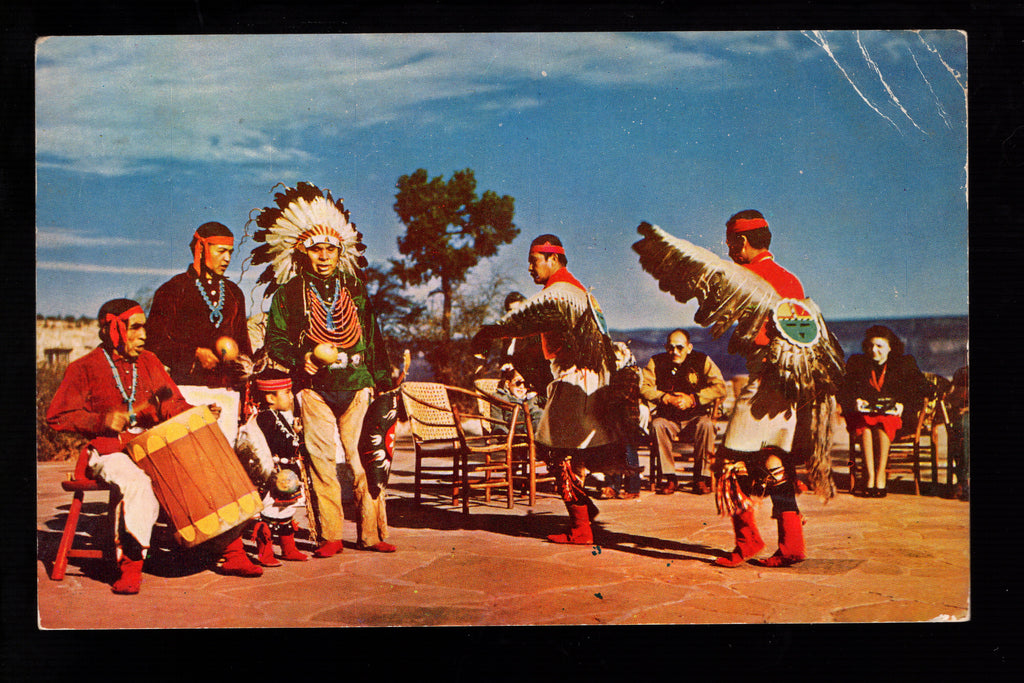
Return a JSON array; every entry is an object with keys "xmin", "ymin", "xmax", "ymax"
[
  {"xmin": 632, "ymin": 221, "xmax": 844, "ymax": 500},
  {"xmin": 473, "ymin": 284, "xmax": 616, "ymax": 376},
  {"xmin": 248, "ymin": 182, "xmax": 368, "ymax": 298}
]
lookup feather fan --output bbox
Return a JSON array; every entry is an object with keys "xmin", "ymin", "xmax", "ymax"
[{"xmin": 632, "ymin": 221, "xmax": 844, "ymax": 404}]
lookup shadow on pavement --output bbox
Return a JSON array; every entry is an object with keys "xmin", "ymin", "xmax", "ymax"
[{"xmin": 384, "ymin": 495, "xmax": 725, "ymax": 564}]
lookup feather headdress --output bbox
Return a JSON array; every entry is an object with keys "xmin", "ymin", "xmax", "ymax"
[
  {"xmin": 632, "ymin": 221, "xmax": 844, "ymax": 500},
  {"xmin": 248, "ymin": 182, "xmax": 368, "ymax": 298}
]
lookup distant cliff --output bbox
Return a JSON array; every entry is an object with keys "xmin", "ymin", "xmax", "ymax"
[{"xmin": 612, "ymin": 316, "xmax": 969, "ymax": 380}]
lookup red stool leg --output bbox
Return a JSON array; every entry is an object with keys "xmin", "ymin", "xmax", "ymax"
[{"xmin": 51, "ymin": 490, "xmax": 85, "ymax": 581}]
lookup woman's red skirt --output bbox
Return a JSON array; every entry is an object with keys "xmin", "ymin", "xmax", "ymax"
[{"xmin": 847, "ymin": 412, "xmax": 903, "ymax": 442}]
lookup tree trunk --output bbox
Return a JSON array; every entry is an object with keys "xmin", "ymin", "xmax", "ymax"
[{"xmin": 441, "ymin": 276, "xmax": 452, "ymax": 342}]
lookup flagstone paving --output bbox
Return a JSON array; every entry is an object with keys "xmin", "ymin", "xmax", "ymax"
[{"xmin": 36, "ymin": 431, "xmax": 969, "ymax": 628}]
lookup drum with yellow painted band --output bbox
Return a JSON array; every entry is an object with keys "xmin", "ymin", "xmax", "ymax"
[{"xmin": 126, "ymin": 405, "xmax": 262, "ymax": 547}]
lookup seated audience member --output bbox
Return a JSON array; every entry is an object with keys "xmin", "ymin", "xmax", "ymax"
[
  {"xmin": 501, "ymin": 291, "xmax": 553, "ymax": 399},
  {"xmin": 946, "ymin": 364, "xmax": 969, "ymax": 500},
  {"xmin": 489, "ymin": 364, "xmax": 544, "ymax": 435},
  {"xmin": 640, "ymin": 329, "xmax": 727, "ymax": 494},
  {"xmin": 838, "ymin": 325, "xmax": 934, "ymax": 498},
  {"xmin": 46, "ymin": 298, "xmax": 263, "ymax": 594}
]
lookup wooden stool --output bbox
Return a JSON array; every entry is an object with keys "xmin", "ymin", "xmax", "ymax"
[{"xmin": 50, "ymin": 448, "xmax": 118, "ymax": 581}]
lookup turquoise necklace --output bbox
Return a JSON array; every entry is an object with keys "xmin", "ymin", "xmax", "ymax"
[
  {"xmin": 195, "ymin": 277, "xmax": 225, "ymax": 327},
  {"xmin": 103, "ymin": 349, "xmax": 138, "ymax": 427},
  {"xmin": 308, "ymin": 276, "xmax": 340, "ymax": 332}
]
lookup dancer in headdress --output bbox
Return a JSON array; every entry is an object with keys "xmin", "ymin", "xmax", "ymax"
[
  {"xmin": 472, "ymin": 234, "xmax": 618, "ymax": 545},
  {"xmin": 147, "ymin": 221, "xmax": 253, "ymax": 443},
  {"xmin": 250, "ymin": 182, "xmax": 396, "ymax": 556},
  {"xmin": 633, "ymin": 212, "xmax": 845, "ymax": 567}
]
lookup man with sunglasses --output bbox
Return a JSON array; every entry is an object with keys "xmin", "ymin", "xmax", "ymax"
[{"xmin": 641, "ymin": 329, "xmax": 727, "ymax": 494}]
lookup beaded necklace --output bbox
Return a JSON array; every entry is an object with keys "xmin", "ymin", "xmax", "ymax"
[
  {"xmin": 102, "ymin": 348, "xmax": 138, "ymax": 427},
  {"xmin": 272, "ymin": 410, "xmax": 301, "ymax": 448},
  {"xmin": 305, "ymin": 275, "xmax": 363, "ymax": 348},
  {"xmin": 270, "ymin": 410, "xmax": 301, "ymax": 464},
  {"xmin": 195, "ymin": 276, "xmax": 225, "ymax": 327},
  {"xmin": 308, "ymin": 277, "xmax": 340, "ymax": 332}
]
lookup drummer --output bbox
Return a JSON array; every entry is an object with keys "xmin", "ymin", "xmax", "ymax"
[
  {"xmin": 146, "ymin": 221, "xmax": 253, "ymax": 443},
  {"xmin": 47, "ymin": 298, "xmax": 264, "ymax": 594}
]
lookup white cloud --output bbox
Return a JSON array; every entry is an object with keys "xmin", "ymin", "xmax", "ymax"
[
  {"xmin": 37, "ymin": 227, "xmax": 166, "ymax": 248},
  {"xmin": 37, "ymin": 260, "xmax": 181, "ymax": 276},
  {"xmin": 34, "ymin": 33, "xmax": 770, "ymax": 177}
]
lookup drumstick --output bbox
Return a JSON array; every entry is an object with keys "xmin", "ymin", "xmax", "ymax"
[{"xmin": 128, "ymin": 386, "xmax": 174, "ymax": 416}]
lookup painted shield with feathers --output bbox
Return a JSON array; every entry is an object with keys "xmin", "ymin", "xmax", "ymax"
[{"xmin": 358, "ymin": 350, "xmax": 410, "ymax": 498}]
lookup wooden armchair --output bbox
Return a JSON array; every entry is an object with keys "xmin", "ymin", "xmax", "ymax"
[
  {"xmin": 846, "ymin": 387, "xmax": 948, "ymax": 496},
  {"xmin": 473, "ymin": 378, "xmax": 554, "ymax": 507},
  {"xmin": 648, "ymin": 398, "xmax": 723, "ymax": 490},
  {"xmin": 400, "ymin": 382, "xmax": 516, "ymax": 514}
]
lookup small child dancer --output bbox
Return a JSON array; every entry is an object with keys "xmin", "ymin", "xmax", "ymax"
[{"xmin": 236, "ymin": 369, "xmax": 309, "ymax": 566}]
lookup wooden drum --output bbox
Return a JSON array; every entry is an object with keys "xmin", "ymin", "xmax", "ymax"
[{"xmin": 126, "ymin": 405, "xmax": 263, "ymax": 547}]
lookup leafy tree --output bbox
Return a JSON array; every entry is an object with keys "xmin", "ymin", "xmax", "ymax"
[
  {"xmin": 415, "ymin": 273, "xmax": 514, "ymax": 387},
  {"xmin": 362, "ymin": 263, "xmax": 427, "ymax": 362},
  {"xmin": 392, "ymin": 168, "xmax": 517, "ymax": 342}
]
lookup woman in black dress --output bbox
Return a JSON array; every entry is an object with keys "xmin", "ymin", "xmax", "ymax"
[{"xmin": 839, "ymin": 325, "xmax": 933, "ymax": 497}]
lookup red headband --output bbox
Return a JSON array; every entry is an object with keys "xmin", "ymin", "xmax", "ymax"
[
  {"xmin": 103, "ymin": 305, "xmax": 144, "ymax": 350},
  {"xmin": 727, "ymin": 217, "xmax": 769, "ymax": 234},
  {"xmin": 192, "ymin": 232, "xmax": 235, "ymax": 274},
  {"xmin": 529, "ymin": 244, "xmax": 565, "ymax": 255},
  {"xmin": 255, "ymin": 378, "xmax": 292, "ymax": 392}
]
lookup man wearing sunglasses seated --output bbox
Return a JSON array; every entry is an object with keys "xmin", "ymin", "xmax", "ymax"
[{"xmin": 640, "ymin": 329, "xmax": 727, "ymax": 495}]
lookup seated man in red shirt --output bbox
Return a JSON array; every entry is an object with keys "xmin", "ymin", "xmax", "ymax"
[{"xmin": 46, "ymin": 298, "xmax": 263, "ymax": 594}]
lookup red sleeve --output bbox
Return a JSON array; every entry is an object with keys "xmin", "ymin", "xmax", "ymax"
[{"xmin": 46, "ymin": 358, "xmax": 106, "ymax": 437}]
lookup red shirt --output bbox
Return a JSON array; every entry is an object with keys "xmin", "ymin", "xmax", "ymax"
[
  {"xmin": 46, "ymin": 347, "xmax": 193, "ymax": 454},
  {"xmin": 742, "ymin": 251, "xmax": 805, "ymax": 345}
]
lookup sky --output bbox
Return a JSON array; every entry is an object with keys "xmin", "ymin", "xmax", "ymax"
[{"xmin": 35, "ymin": 31, "xmax": 968, "ymax": 331}]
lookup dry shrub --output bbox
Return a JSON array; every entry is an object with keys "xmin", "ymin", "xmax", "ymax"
[{"xmin": 36, "ymin": 364, "xmax": 84, "ymax": 461}]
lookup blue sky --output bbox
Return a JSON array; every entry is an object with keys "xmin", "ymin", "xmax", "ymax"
[{"xmin": 35, "ymin": 31, "xmax": 967, "ymax": 330}]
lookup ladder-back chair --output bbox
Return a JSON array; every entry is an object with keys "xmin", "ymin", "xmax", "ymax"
[
  {"xmin": 400, "ymin": 382, "xmax": 516, "ymax": 513},
  {"xmin": 846, "ymin": 389, "xmax": 948, "ymax": 496},
  {"xmin": 50, "ymin": 447, "xmax": 120, "ymax": 581},
  {"xmin": 473, "ymin": 378, "xmax": 554, "ymax": 507}
]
